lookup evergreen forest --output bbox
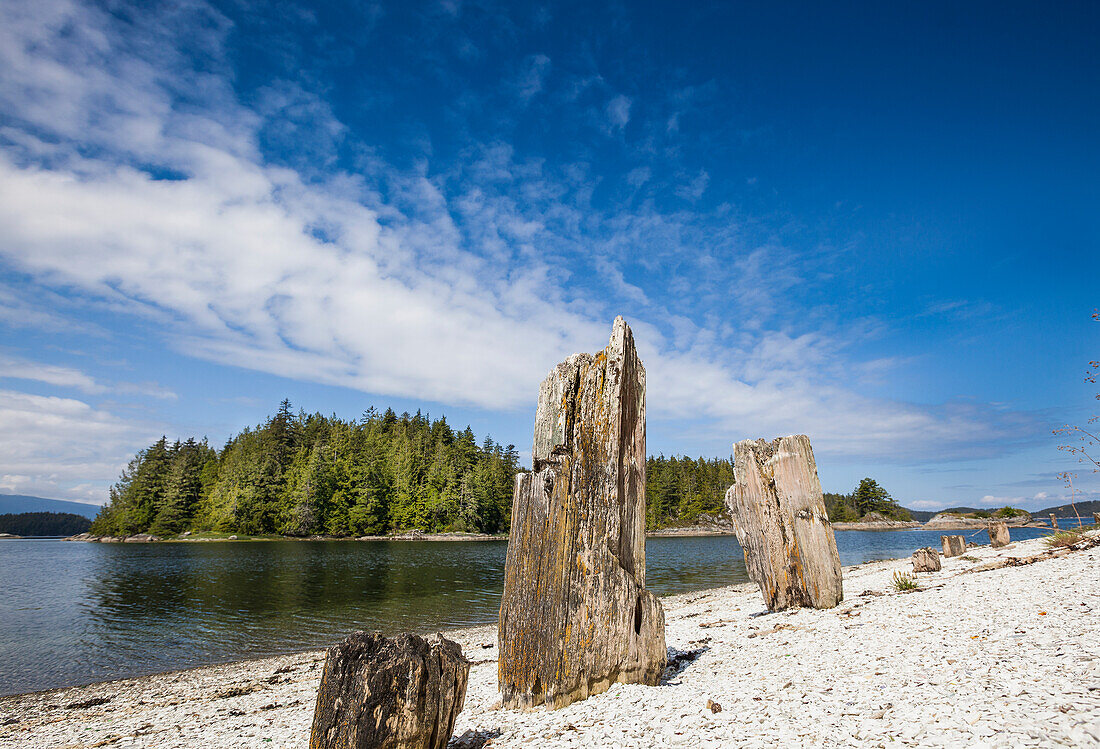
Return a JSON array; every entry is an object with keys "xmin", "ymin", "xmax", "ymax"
[
  {"xmin": 0, "ymin": 512, "xmax": 91, "ymax": 536},
  {"xmin": 91, "ymin": 401, "xmax": 736, "ymax": 537}
]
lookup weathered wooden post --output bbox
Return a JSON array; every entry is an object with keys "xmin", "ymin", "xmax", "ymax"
[
  {"xmin": 497, "ymin": 317, "xmax": 666, "ymax": 710},
  {"xmin": 310, "ymin": 632, "xmax": 469, "ymax": 749},
  {"xmin": 725, "ymin": 435, "xmax": 843, "ymax": 610},
  {"xmin": 1093, "ymin": 512, "xmax": 1100, "ymax": 525},
  {"xmin": 941, "ymin": 535, "xmax": 966, "ymax": 558},
  {"xmin": 1050, "ymin": 514, "xmax": 1059, "ymax": 530},
  {"xmin": 989, "ymin": 520, "xmax": 1010, "ymax": 548},
  {"xmin": 912, "ymin": 547, "xmax": 941, "ymax": 572}
]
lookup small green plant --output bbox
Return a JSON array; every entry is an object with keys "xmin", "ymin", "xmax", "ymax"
[
  {"xmin": 892, "ymin": 571, "xmax": 918, "ymax": 592},
  {"xmin": 961, "ymin": 555, "xmax": 979, "ymax": 562}
]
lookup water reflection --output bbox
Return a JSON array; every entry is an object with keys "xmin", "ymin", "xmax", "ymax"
[{"xmin": 0, "ymin": 524, "xmax": 1074, "ymax": 695}]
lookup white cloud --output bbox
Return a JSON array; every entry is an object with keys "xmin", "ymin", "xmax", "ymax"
[
  {"xmin": 0, "ymin": 0, "xmax": 1049, "ymax": 484},
  {"xmin": 675, "ymin": 170, "xmax": 709, "ymax": 201},
  {"xmin": 0, "ymin": 389, "xmax": 156, "ymax": 502},
  {"xmin": 0, "ymin": 355, "xmax": 102, "ymax": 394},
  {"xmin": 606, "ymin": 94, "xmax": 632, "ymax": 129},
  {"xmin": 0, "ymin": 354, "xmax": 177, "ymax": 401},
  {"xmin": 514, "ymin": 54, "xmax": 551, "ymax": 101}
]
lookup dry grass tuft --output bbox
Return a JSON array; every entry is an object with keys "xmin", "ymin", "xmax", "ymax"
[{"xmin": 892, "ymin": 571, "xmax": 918, "ymax": 592}]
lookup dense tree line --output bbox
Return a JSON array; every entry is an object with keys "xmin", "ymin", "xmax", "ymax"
[
  {"xmin": 645, "ymin": 455, "xmax": 735, "ymax": 529},
  {"xmin": 0, "ymin": 512, "xmax": 91, "ymax": 536},
  {"xmin": 823, "ymin": 478, "xmax": 912, "ymax": 522},
  {"xmin": 92, "ymin": 402, "xmax": 520, "ymax": 537},
  {"xmin": 91, "ymin": 401, "xmax": 745, "ymax": 537}
]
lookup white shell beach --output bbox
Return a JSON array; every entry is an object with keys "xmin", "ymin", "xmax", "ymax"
[{"xmin": 2, "ymin": 533, "xmax": 1097, "ymax": 748}]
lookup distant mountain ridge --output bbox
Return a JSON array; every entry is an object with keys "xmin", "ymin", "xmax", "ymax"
[
  {"xmin": 0, "ymin": 494, "xmax": 103, "ymax": 519},
  {"xmin": 1034, "ymin": 500, "xmax": 1100, "ymax": 518}
]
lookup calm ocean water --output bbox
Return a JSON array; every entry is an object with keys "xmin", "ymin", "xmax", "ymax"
[{"xmin": 0, "ymin": 524, "xmax": 1076, "ymax": 696}]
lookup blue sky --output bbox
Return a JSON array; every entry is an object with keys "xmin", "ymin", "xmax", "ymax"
[{"xmin": 0, "ymin": 0, "xmax": 1096, "ymax": 510}]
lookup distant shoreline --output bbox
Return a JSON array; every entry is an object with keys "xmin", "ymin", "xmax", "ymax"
[{"xmin": 61, "ymin": 517, "xmax": 1069, "ymax": 544}]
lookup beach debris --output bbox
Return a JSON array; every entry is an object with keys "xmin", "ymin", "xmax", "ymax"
[
  {"xmin": 707, "ymin": 698, "xmax": 723, "ymax": 713},
  {"xmin": 214, "ymin": 683, "xmax": 261, "ymax": 699},
  {"xmin": 65, "ymin": 696, "xmax": 111, "ymax": 709},
  {"xmin": 449, "ymin": 728, "xmax": 503, "ymax": 748},
  {"xmin": 498, "ymin": 317, "xmax": 665, "ymax": 710},
  {"xmin": 724, "ymin": 434, "xmax": 843, "ymax": 610},
  {"xmin": 912, "ymin": 547, "xmax": 942, "ymax": 572},
  {"xmin": 989, "ymin": 521, "xmax": 1010, "ymax": 548},
  {"xmin": 1050, "ymin": 514, "xmax": 1059, "ymax": 530},
  {"xmin": 309, "ymin": 631, "xmax": 469, "ymax": 749},
  {"xmin": 941, "ymin": 535, "xmax": 966, "ymax": 558}
]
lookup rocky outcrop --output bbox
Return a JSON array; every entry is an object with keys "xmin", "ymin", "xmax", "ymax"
[
  {"xmin": 925, "ymin": 512, "xmax": 1033, "ymax": 530},
  {"xmin": 725, "ymin": 435, "xmax": 843, "ymax": 611},
  {"xmin": 123, "ymin": 534, "xmax": 161, "ymax": 543},
  {"xmin": 497, "ymin": 317, "xmax": 666, "ymax": 710},
  {"xmin": 63, "ymin": 533, "xmax": 161, "ymax": 542},
  {"xmin": 309, "ymin": 631, "xmax": 469, "ymax": 749},
  {"xmin": 832, "ymin": 512, "xmax": 921, "ymax": 531}
]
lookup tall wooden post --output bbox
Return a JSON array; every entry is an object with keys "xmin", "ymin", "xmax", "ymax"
[{"xmin": 497, "ymin": 318, "xmax": 666, "ymax": 710}]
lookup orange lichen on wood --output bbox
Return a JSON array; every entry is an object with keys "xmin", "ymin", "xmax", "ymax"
[{"xmin": 497, "ymin": 317, "xmax": 666, "ymax": 710}]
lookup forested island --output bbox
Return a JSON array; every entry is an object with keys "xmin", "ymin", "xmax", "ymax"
[
  {"xmin": 0, "ymin": 512, "xmax": 91, "ymax": 537},
  {"xmin": 823, "ymin": 478, "xmax": 913, "ymax": 522},
  {"xmin": 90, "ymin": 402, "xmax": 735, "ymax": 538}
]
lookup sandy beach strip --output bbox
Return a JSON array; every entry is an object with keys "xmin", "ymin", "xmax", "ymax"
[{"xmin": 2, "ymin": 534, "xmax": 1098, "ymax": 748}]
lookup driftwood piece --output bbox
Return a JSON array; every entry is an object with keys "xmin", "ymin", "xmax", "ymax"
[
  {"xmin": 1094, "ymin": 512, "xmax": 1100, "ymax": 525},
  {"xmin": 310, "ymin": 632, "xmax": 469, "ymax": 749},
  {"xmin": 1050, "ymin": 514, "xmax": 1059, "ymax": 530},
  {"xmin": 912, "ymin": 547, "xmax": 941, "ymax": 572},
  {"xmin": 989, "ymin": 521, "xmax": 1010, "ymax": 548},
  {"xmin": 725, "ymin": 435, "xmax": 843, "ymax": 610},
  {"xmin": 498, "ymin": 317, "xmax": 666, "ymax": 710},
  {"xmin": 941, "ymin": 535, "xmax": 966, "ymax": 558}
]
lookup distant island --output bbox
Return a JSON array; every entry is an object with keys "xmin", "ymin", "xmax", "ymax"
[
  {"xmin": 0, "ymin": 511, "xmax": 91, "ymax": 537},
  {"xmin": 88, "ymin": 401, "xmax": 733, "ymax": 539}
]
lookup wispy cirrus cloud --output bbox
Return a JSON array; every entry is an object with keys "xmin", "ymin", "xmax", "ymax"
[{"xmin": 0, "ymin": 0, "xmax": 1055, "ymax": 505}]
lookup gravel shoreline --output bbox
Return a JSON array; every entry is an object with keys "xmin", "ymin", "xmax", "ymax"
[{"xmin": 2, "ymin": 535, "xmax": 1098, "ymax": 748}]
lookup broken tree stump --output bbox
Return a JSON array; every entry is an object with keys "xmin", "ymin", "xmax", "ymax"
[
  {"xmin": 309, "ymin": 632, "xmax": 469, "ymax": 749},
  {"xmin": 1094, "ymin": 512, "xmax": 1100, "ymax": 525},
  {"xmin": 724, "ymin": 435, "xmax": 843, "ymax": 610},
  {"xmin": 497, "ymin": 317, "xmax": 666, "ymax": 710},
  {"xmin": 1050, "ymin": 514, "xmax": 1059, "ymax": 530},
  {"xmin": 941, "ymin": 535, "xmax": 966, "ymax": 558},
  {"xmin": 912, "ymin": 547, "xmax": 941, "ymax": 572},
  {"xmin": 989, "ymin": 521, "xmax": 1010, "ymax": 548}
]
